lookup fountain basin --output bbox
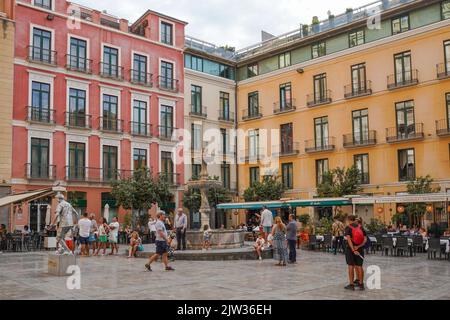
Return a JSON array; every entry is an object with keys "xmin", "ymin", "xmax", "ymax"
[{"xmin": 186, "ymin": 230, "xmax": 246, "ymax": 250}]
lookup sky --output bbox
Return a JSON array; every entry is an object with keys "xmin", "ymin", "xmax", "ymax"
[{"xmin": 74, "ymin": 0, "xmax": 370, "ymax": 49}]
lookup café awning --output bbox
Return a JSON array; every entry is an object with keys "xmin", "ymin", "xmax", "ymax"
[
  {"xmin": 351, "ymin": 193, "xmax": 449, "ymax": 205},
  {"xmin": 216, "ymin": 198, "xmax": 352, "ymax": 210},
  {"xmin": 0, "ymin": 188, "xmax": 54, "ymax": 208},
  {"xmin": 217, "ymin": 201, "xmax": 287, "ymax": 210}
]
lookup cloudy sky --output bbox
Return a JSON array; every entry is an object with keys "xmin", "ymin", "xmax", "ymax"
[{"xmin": 74, "ymin": 0, "xmax": 369, "ymax": 48}]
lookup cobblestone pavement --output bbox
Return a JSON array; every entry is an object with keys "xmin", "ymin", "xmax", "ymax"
[{"xmin": 1, "ymin": 250, "xmax": 450, "ymax": 300}]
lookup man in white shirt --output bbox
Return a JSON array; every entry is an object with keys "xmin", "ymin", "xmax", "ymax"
[
  {"xmin": 148, "ymin": 216, "xmax": 157, "ymax": 243},
  {"xmin": 109, "ymin": 217, "xmax": 120, "ymax": 255},
  {"xmin": 260, "ymin": 206, "xmax": 274, "ymax": 242},
  {"xmin": 145, "ymin": 211, "xmax": 175, "ymax": 272},
  {"xmin": 175, "ymin": 208, "xmax": 188, "ymax": 251},
  {"xmin": 77, "ymin": 212, "xmax": 92, "ymax": 256}
]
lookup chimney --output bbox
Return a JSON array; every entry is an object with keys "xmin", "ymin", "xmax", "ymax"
[
  {"xmin": 120, "ymin": 18, "xmax": 129, "ymax": 32},
  {"xmin": 91, "ymin": 9, "xmax": 101, "ymax": 24}
]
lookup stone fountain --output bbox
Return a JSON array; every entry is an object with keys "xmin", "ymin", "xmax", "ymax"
[{"xmin": 185, "ymin": 151, "xmax": 245, "ymax": 250}]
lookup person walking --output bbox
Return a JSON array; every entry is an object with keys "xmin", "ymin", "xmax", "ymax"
[
  {"xmin": 77, "ymin": 212, "xmax": 92, "ymax": 256},
  {"xmin": 344, "ymin": 215, "xmax": 367, "ymax": 291},
  {"xmin": 145, "ymin": 211, "xmax": 175, "ymax": 272},
  {"xmin": 271, "ymin": 216, "xmax": 288, "ymax": 267},
  {"xmin": 260, "ymin": 206, "xmax": 273, "ymax": 243},
  {"xmin": 286, "ymin": 214, "xmax": 298, "ymax": 264},
  {"xmin": 175, "ymin": 208, "xmax": 187, "ymax": 251},
  {"xmin": 332, "ymin": 216, "xmax": 345, "ymax": 255}
]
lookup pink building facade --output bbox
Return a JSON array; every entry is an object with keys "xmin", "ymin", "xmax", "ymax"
[{"xmin": 12, "ymin": 0, "xmax": 186, "ymax": 231}]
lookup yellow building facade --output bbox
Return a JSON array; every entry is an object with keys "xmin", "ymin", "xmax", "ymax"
[{"xmin": 235, "ymin": 0, "xmax": 450, "ymax": 223}]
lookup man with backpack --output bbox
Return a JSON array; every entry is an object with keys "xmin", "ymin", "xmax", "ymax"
[{"xmin": 344, "ymin": 215, "xmax": 367, "ymax": 291}]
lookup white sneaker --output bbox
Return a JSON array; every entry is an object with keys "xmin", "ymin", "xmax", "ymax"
[{"xmin": 259, "ymin": 257, "xmax": 262, "ymax": 260}]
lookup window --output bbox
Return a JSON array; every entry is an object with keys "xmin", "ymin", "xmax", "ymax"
[
  {"xmin": 280, "ymin": 123, "xmax": 293, "ymax": 154},
  {"xmin": 352, "ymin": 109, "xmax": 369, "ymax": 144},
  {"xmin": 398, "ymin": 149, "xmax": 415, "ymax": 181},
  {"xmin": 133, "ymin": 149, "xmax": 147, "ymax": 170},
  {"xmin": 447, "ymin": 93, "xmax": 450, "ymax": 125},
  {"xmin": 192, "ymin": 163, "xmax": 201, "ymax": 179},
  {"xmin": 31, "ymin": 81, "xmax": 51, "ymax": 122},
  {"xmin": 102, "ymin": 46, "xmax": 119, "ymax": 77},
  {"xmin": 249, "ymin": 129, "xmax": 259, "ymax": 158},
  {"xmin": 396, "ymin": 100, "xmax": 415, "ymax": 138},
  {"xmin": 185, "ymin": 54, "xmax": 203, "ymax": 72},
  {"xmin": 34, "ymin": 0, "xmax": 52, "ymax": 10},
  {"xmin": 314, "ymin": 116, "xmax": 329, "ymax": 149},
  {"xmin": 445, "ymin": 40, "xmax": 450, "ymax": 72},
  {"xmin": 279, "ymin": 83, "xmax": 292, "ymax": 109},
  {"xmin": 160, "ymin": 61, "xmax": 174, "ymax": 89},
  {"xmin": 30, "ymin": 138, "xmax": 50, "ymax": 179},
  {"xmin": 394, "ymin": 51, "xmax": 412, "ymax": 84},
  {"xmin": 442, "ymin": 0, "xmax": 450, "ymax": 20},
  {"xmin": 282, "ymin": 163, "xmax": 293, "ymax": 189},
  {"xmin": 248, "ymin": 92, "xmax": 259, "ymax": 116},
  {"xmin": 351, "ymin": 63, "xmax": 367, "ymax": 93},
  {"xmin": 354, "ymin": 154, "xmax": 369, "ymax": 185},
  {"xmin": 160, "ymin": 21, "xmax": 173, "ymax": 45},
  {"xmin": 221, "ymin": 162, "xmax": 231, "ymax": 189},
  {"xmin": 279, "ymin": 52, "xmax": 291, "ymax": 68},
  {"xmin": 392, "ymin": 15, "xmax": 410, "ymax": 35},
  {"xmin": 220, "ymin": 92, "xmax": 230, "ymax": 120},
  {"xmin": 69, "ymin": 37, "xmax": 87, "ymax": 71},
  {"xmin": 132, "ymin": 100, "xmax": 148, "ymax": 135},
  {"xmin": 247, "ymin": 63, "xmax": 259, "ymax": 78},
  {"xmin": 102, "ymin": 94, "xmax": 118, "ymax": 131},
  {"xmin": 132, "ymin": 54, "xmax": 148, "ymax": 83},
  {"xmin": 161, "ymin": 151, "xmax": 174, "ymax": 183},
  {"xmin": 160, "ymin": 105, "xmax": 174, "ymax": 138},
  {"xmin": 103, "ymin": 145, "xmax": 118, "ymax": 181},
  {"xmin": 191, "ymin": 85, "xmax": 202, "ymax": 113},
  {"xmin": 249, "ymin": 167, "xmax": 260, "ymax": 187},
  {"xmin": 68, "ymin": 142, "xmax": 86, "ymax": 180},
  {"xmin": 191, "ymin": 124, "xmax": 202, "ymax": 151},
  {"xmin": 349, "ymin": 29, "xmax": 365, "ymax": 47},
  {"xmin": 312, "ymin": 42, "xmax": 326, "ymax": 59},
  {"xmin": 32, "ymin": 28, "xmax": 52, "ymax": 63},
  {"xmin": 221, "ymin": 128, "xmax": 229, "ymax": 155},
  {"xmin": 314, "ymin": 73, "xmax": 327, "ymax": 102},
  {"xmin": 184, "ymin": 54, "xmax": 234, "ymax": 79},
  {"xmin": 316, "ymin": 159, "xmax": 329, "ymax": 186},
  {"xmin": 68, "ymin": 88, "xmax": 86, "ymax": 127}
]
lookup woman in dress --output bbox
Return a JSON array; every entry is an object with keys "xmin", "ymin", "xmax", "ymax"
[{"xmin": 271, "ymin": 216, "xmax": 288, "ymax": 267}]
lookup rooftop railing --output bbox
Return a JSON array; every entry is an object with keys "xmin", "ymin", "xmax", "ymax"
[{"xmin": 185, "ymin": 35, "xmax": 236, "ymax": 60}]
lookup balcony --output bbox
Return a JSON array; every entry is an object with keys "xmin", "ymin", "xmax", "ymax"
[
  {"xmin": 65, "ymin": 55, "xmax": 93, "ymax": 74},
  {"xmin": 344, "ymin": 81, "xmax": 372, "ymax": 99},
  {"xmin": 130, "ymin": 122, "xmax": 152, "ymax": 137},
  {"xmin": 343, "ymin": 130, "xmax": 377, "ymax": 148},
  {"xmin": 218, "ymin": 111, "xmax": 235, "ymax": 123},
  {"xmin": 159, "ymin": 172, "xmax": 181, "ymax": 187},
  {"xmin": 305, "ymin": 137, "xmax": 336, "ymax": 153},
  {"xmin": 272, "ymin": 142, "xmax": 300, "ymax": 157},
  {"xmin": 240, "ymin": 148, "xmax": 266, "ymax": 162},
  {"xmin": 157, "ymin": 76, "xmax": 179, "ymax": 93},
  {"xmin": 189, "ymin": 106, "xmax": 207, "ymax": 119},
  {"xmin": 99, "ymin": 62, "xmax": 124, "ymax": 81},
  {"xmin": 65, "ymin": 167, "xmax": 133, "ymax": 183},
  {"xmin": 358, "ymin": 172, "xmax": 370, "ymax": 185},
  {"xmin": 386, "ymin": 123, "xmax": 424, "ymax": 143},
  {"xmin": 27, "ymin": 46, "xmax": 57, "ymax": 66},
  {"xmin": 65, "ymin": 112, "xmax": 92, "ymax": 129},
  {"xmin": 242, "ymin": 109, "xmax": 263, "ymax": 121},
  {"xmin": 25, "ymin": 163, "xmax": 56, "ymax": 181},
  {"xmin": 437, "ymin": 62, "xmax": 450, "ymax": 80},
  {"xmin": 273, "ymin": 99, "xmax": 296, "ymax": 115},
  {"xmin": 158, "ymin": 125, "xmax": 177, "ymax": 141},
  {"xmin": 387, "ymin": 70, "xmax": 419, "ymax": 90},
  {"xmin": 130, "ymin": 70, "xmax": 153, "ymax": 87},
  {"xmin": 436, "ymin": 119, "xmax": 450, "ymax": 137},
  {"xmin": 399, "ymin": 167, "xmax": 416, "ymax": 182},
  {"xmin": 307, "ymin": 90, "xmax": 332, "ymax": 107},
  {"xmin": 99, "ymin": 117, "xmax": 124, "ymax": 133},
  {"xmin": 26, "ymin": 106, "xmax": 55, "ymax": 125}
]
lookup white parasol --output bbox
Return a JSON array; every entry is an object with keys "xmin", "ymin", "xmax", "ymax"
[
  {"xmin": 103, "ymin": 203, "xmax": 110, "ymax": 221},
  {"xmin": 45, "ymin": 205, "xmax": 51, "ymax": 226}
]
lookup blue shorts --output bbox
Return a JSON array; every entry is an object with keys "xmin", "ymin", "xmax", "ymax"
[
  {"xmin": 89, "ymin": 235, "xmax": 96, "ymax": 243},
  {"xmin": 155, "ymin": 240, "xmax": 168, "ymax": 255},
  {"xmin": 79, "ymin": 237, "xmax": 90, "ymax": 245},
  {"xmin": 263, "ymin": 226, "xmax": 272, "ymax": 233}
]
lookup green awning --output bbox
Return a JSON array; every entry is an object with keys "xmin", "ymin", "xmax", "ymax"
[
  {"xmin": 286, "ymin": 198, "xmax": 352, "ymax": 207},
  {"xmin": 216, "ymin": 198, "xmax": 352, "ymax": 210},
  {"xmin": 216, "ymin": 201, "xmax": 287, "ymax": 210}
]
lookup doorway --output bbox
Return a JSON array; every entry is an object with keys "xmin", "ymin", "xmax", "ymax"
[{"xmin": 29, "ymin": 199, "xmax": 50, "ymax": 233}]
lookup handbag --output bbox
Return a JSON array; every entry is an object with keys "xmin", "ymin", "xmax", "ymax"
[{"xmin": 138, "ymin": 244, "xmax": 144, "ymax": 252}]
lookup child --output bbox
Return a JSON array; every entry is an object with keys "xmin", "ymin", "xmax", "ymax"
[
  {"xmin": 254, "ymin": 233, "xmax": 265, "ymax": 260},
  {"xmin": 167, "ymin": 229, "xmax": 176, "ymax": 261},
  {"xmin": 94, "ymin": 218, "xmax": 109, "ymax": 256},
  {"xmin": 202, "ymin": 225, "xmax": 212, "ymax": 251},
  {"xmin": 267, "ymin": 233, "xmax": 274, "ymax": 248},
  {"xmin": 128, "ymin": 231, "xmax": 141, "ymax": 258}
]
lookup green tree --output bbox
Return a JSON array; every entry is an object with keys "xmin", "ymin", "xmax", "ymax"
[
  {"xmin": 316, "ymin": 166, "xmax": 362, "ymax": 198},
  {"xmin": 111, "ymin": 168, "xmax": 172, "ymax": 227},
  {"xmin": 405, "ymin": 175, "xmax": 440, "ymax": 227},
  {"xmin": 243, "ymin": 175, "xmax": 286, "ymax": 202}
]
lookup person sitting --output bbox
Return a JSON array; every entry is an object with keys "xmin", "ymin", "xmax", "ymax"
[
  {"xmin": 419, "ymin": 227, "xmax": 428, "ymax": 238},
  {"xmin": 23, "ymin": 225, "xmax": 31, "ymax": 235},
  {"xmin": 253, "ymin": 234, "xmax": 265, "ymax": 260},
  {"xmin": 267, "ymin": 233, "xmax": 274, "ymax": 248},
  {"xmin": 443, "ymin": 229, "xmax": 450, "ymax": 237},
  {"xmin": 127, "ymin": 231, "xmax": 141, "ymax": 258},
  {"xmin": 202, "ymin": 225, "xmax": 212, "ymax": 251}
]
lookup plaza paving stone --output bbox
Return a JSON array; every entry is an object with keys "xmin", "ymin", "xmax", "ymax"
[{"xmin": 0, "ymin": 250, "xmax": 450, "ymax": 300}]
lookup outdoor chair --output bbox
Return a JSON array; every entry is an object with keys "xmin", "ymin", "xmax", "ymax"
[
  {"xmin": 374, "ymin": 235, "xmax": 383, "ymax": 252},
  {"xmin": 308, "ymin": 235, "xmax": 318, "ymax": 251},
  {"xmin": 412, "ymin": 236, "xmax": 424, "ymax": 256},
  {"xmin": 395, "ymin": 237, "xmax": 411, "ymax": 257},
  {"xmin": 381, "ymin": 237, "xmax": 394, "ymax": 256},
  {"xmin": 322, "ymin": 234, "xmax": 333, "ymax": 252},
  {"xmin": 427, "ymin": 238, "xmax": 443, "ymax": 260},
  {"xmin": 22, "ymin": 235, "xmax": 32, "ymax": 252}
]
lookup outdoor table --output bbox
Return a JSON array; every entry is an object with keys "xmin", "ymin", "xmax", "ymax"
[
  {"xmin": 425, "ymin": 239, "xmax": 450, "ymax": 253},
  {"xmin": 369, "ymin": 236, "xmax": 377, "ymax": 243},
  {"xmin": 316, "ymin": 235, "xmax": 324, "ymax": 242}
]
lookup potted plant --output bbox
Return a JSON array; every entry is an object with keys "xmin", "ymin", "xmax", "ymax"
[
  {"xmin": 311, "ymin": 16, "xmax": 320, "ymax": 33},
  {"xmin": 302, "ymin": 24, "xmax": 309, "ymax": 37},
  {"xmin": 346, "ymin": 8, "xmax": 354, "ymax": 22},
  {"xmin": 328, "ymin": 13, "xmax": 335, "ymax": 28}
]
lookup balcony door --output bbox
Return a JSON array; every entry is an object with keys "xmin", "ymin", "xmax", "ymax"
[
  {"xmin": 31, "ymin": 81, "xmax": 50, "ymax": 122},
  {"xmin": 69, "ymin": 37, "xmax": 87, "ymax": 70},
  {"xmin": 133, "ymin": 149, "xmax": 147, "ymax": 170},
  {"xmin": 249, "ymin": 130, "xmax": 259, "ymax": 158},
  {"xmin": 69, "ymin": 142, "xmax": 85, "ymax": 180},
  {"xmin": 161, "ymin": 151, "xmax": 174, "ymax": 183},
  {"xmin": 396, "ymin": 100, "xmax": 415, "ymax": 138},
  {"xmin": 32, "ymin": 28, "xmax": 51, "ymax": 63},
  {"xmin": 280, "ymin": 83, "xmax": 292, "ymax": 109},
  {"xmin": 445, "ymin": 41, "xmax": 450, "ymax": 73},
  {"xmin": 69, "ymin": 88, "xmax": 86, "ymax": 127},
  {"xmin": 314, "ymin": 74, "xmax": 327, "ymax": 102},
  {"xmin": 314, "ymin": 117, "xmax": 329, "ymax": 148},
  {"xmin": 160, "ymin": 61, "xmax": 174, "ymax": 89},
  {"xmin": 352, "ymin": 109, "xmax": 369, "ymax": 144},
  {"xmin": 191, "ymin": 85, "xmax": 202, "ymax": 113},
  {"xmin": 133, "ymin": 53, "xmax": 147, "ymax": 82},
  {"xmin": 220, "ymin": 92, "xmax": 230, "ymax": 119},
  {"xmin": 103, "ymin": 146, "xmax": 118, "ymax": 180},
  {"xmin": 394, "ymin": 51, "xmax": 412, "ymax": 84},
  {"xmin": 248, "ymin": 92, "xmax": 259, "ymax": 116},
  {"xmin": 30, "ymin": 138, "xmax": 50, "ymax": 179},
  {"xmin": 133, "ymin": 100, "xmax": 147, "ymax": 135},
  {"xmin": 280, "ymin": 123, "xmax": 293, "ymax": 154},
  {"xmin": 160, "ymin": 105, "xmax": 174, "ymax": 138},
  {"xmin": 103, "ymin": 46, "xmax": 119, "ymax": 77},
  {"xmin": 103, "ymin": 94, "xmax": 118, "ymax": 131},
  {"xmin": 351, "ymin": 63, "xmax": 366, "ymax": 94}
]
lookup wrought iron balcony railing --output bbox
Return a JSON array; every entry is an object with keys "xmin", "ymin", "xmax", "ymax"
[
  {"xmin": 273, "ymin": 99, "xmax": 296, "ymax": 114},
  {"xmin": 27, "ymin": 106, "xmax": 55, "ymax": 124},
  {"xmin": 65, "ymin": 112, "xmax": 92, "ymax": 129},
  {"xmin": 99, "ymin": 62, "xmax": 124, "ymax": 80},
  {"xmin": 387, "ymin": 69, "xmax": 419, "ymax": 90},
  {"xmin": 240, "ymin": 148, "xmax": 267, "ymax": 162},
  {"xmin": 437, "ymin": 62, "xmax": 450, "ymax": 80},
  {"xmin": 307, "ymin": 90, "xmax": 332, "ymax": 107},
  {"xmin": 99, "ymin": 117, "xmax": 124, "ymax": 133},
  {"xmin": 65, "ymin": 55, "xmax": 93, "ymax": 74},
  {"xmin": 189, "ymin": 105, "xmax": 207, "ymax": 118},
  {"xmin": 64, "ymin": 167, "xmax": 133, "ymax": 183},
  {"xmin": 386, "ymin": 123, "xmax": 424, "ymax": 143},
  {"xmin": 27, "ymin": 46, "xmax": 57, "ymax": 66},
  {"xmin": 130, "ymin": 70, "xmax": 153, "ymax": 87},
  {"xmin": 344, "ymin": 81, "xmax": 372, "ymax": 99},
  {"xmin": 218, "ymin": 110, "xmax": 235, "ymax": 122},
  {"xmin": 26, "ymin": 163, "xmax": 56, "ymax": 180},
  {"xmin": 436, "ymin": 119, "xmax": 450, "ymax": 137},
  {"xmin": 242, "ymin": 108, "xmax": 263, "ymax": 121},
  {"xmin": 130, "ymin": 122, "xmax": 152, "ymax": 137},
  {"xmin": 272, "ymin": 142, "xmax": 300, "ymax": 157},
  {"xmin": 343, "ymin": 130, "xmax": 377, "ymax": 148},
  {"xmin": 159, "ymin": 172, "xmax": 181, "ymax": 186},
  {"xmin": 157, "ymin": 76, "xmax": 179, "ymax": 92},
  {"xmin": 305, "ymin": 137, "xmax": 336, "ymax": 153},
  {"xmin": 158, "ymin": 125, "xmax": 177, "ymax": 140}
]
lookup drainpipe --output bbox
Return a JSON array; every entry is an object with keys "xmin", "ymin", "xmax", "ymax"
[{"xmin": 234, "ymin": 74, "xmax": 239, "ymax": 200}]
